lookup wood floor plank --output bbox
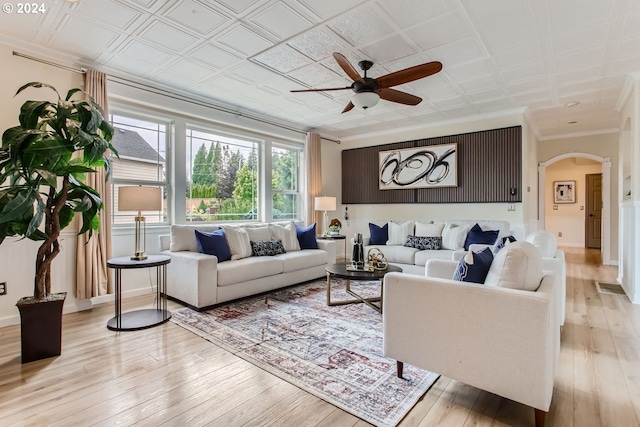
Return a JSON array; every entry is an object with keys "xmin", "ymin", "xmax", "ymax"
[{"xmin": 0, "ymin": 247, "xmax": 639, "ymax": 427}]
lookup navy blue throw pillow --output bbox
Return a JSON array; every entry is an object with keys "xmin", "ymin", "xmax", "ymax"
[
  {"xmin": 464, "ymin": 223, "xmax": 499, "ymax": 250},
  {"xmin": 194, "ymin": 229, "xmax": 232, "ymax": 262},
  {"xmin": 369, "ymin": 223, "xmax": 388, "ymax": 245},
  {"xmin": 296, "ymin": 223, "xmax": 318, "ymax": 249},
  {"xmin": 452, "ymin": 247, "xmax": 494, "ymax": 284}
]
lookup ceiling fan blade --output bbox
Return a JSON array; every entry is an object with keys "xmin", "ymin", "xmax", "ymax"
[
  {"xmin": 342, "ymin": 102, "xmax": 355, "ymax": 113},
  {"xmin": 290, "ymin": 86, "xmax": 352, "ymax": 93},
  {"xmin": 376, "ymin": 61, "xmax": 443, "ymax": 89},
  {"xmin": 378, "ymin": 88, "xmax": 422, "ymax": 105},
  {"xmin": 333, "ymin": 52, "xmax": 365, "ymax": 83}
]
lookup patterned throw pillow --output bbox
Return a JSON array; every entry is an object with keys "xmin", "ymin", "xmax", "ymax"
[
  {"xmin": 404, "ymin": 235, "xmax": 442, "ymax": 250},
  {"xmin": 452, "ymin": 247, "xmax": 494, "ymax": 284},
  {"xmin": 493, "ymin": 235, "xmax": 516, "ymax": 254},
  {"xmin": 250, "ymin": 239, "xmax": 286, "ymax": 257}
]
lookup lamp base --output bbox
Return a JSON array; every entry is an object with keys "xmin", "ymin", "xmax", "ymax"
[{"xmin": 130, "ymin": 253, "xmax": 148, "ymax": 261}]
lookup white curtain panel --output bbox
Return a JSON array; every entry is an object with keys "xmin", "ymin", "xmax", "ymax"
[{"xmin": 305, "ymin": 132, "xmax": 322, "ymax": 228}]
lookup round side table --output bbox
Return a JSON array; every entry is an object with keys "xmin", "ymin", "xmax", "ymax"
[{"xmin": 107, "ymin": 254, "xmax": 171, "ymax": 331}]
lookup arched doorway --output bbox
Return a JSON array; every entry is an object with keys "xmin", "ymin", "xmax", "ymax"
[{"xmin": 538, "ymin": 153, "xmax": 612, "ymax": 265}]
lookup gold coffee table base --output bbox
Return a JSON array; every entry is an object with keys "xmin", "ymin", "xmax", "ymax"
[{"xmin": 325, "ymin": 263, "xmax": 402, "ymax": 314}]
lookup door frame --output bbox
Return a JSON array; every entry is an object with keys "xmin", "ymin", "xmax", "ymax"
[{"xmin": 538, "ymin": 153, "xmax": 611, "ymax": 265}]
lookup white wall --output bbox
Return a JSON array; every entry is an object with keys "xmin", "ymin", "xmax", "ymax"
[
  {"xmin": 0, "ymin": 43, "xmax": 164, "ymax": 327},
  {"xmin": 544, "ymin": 158, "xmax": 602, "ymax": 247}
]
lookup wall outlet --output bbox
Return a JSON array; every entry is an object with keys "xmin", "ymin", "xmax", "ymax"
[
  {"xmin": 0, "ymin": 282, "xmax": 6, "ymax": 296},
  {"xmin": 507, "ymin": 204, "xmax": 516, "ymax": 211},
  {"xmin": 558, "ymin": 232, "xmax": 563, "ymax": 237}
]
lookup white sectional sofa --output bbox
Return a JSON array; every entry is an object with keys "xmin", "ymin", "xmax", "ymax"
[
  {"xmin": 364, "ymin": 220, "xmax": 512, "ymax": 275},
  {"xmin": 159, "ymin": 223, "xmax": 336, "ymax": 310}
]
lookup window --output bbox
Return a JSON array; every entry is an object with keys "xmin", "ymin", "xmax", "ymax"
[
  {"xmin": 272, "ymin": 143, "xmax": 301, "ymax": 220},
  {"xmin": 186, "ymin": 128, "xmax": 258, "ymax": 222},
  {"xmin": 109, "ymin": 114, "xmax": 168, "ymax": 224}
]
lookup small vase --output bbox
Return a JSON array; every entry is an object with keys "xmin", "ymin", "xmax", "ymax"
[{"xmin": 352, "ymin": 233, "xmax": 365, "ymax": 269}]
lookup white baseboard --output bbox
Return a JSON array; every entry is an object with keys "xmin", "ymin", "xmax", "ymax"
[{"xmin": 0, "ymin": 286, "xmax": 155, "ymax": 328}]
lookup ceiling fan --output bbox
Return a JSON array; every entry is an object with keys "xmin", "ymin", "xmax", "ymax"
[{"xmin": 290, "ymin": 52, "xmax": 442, "ymax": 113}]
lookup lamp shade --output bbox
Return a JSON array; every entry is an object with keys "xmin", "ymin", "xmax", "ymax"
[
  {"xmin": 119, "ymin": 186, "xmax": 162, "ymax": 211},
  {"xmin": 352, "ymin": 92, "xmax": 380, "ymax": 109},
  {"xmin": 314, "ymin": 196, "xmax": 336, "ymax": 211}
]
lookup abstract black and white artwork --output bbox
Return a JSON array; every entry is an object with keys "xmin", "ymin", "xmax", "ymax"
[
  {"xmin": 554, "ymin": 180, "xmax": 576, "ymax": 203},
  {"xmin": 379, "ymin": 143, "xmax": 457, "ymax": 189}
]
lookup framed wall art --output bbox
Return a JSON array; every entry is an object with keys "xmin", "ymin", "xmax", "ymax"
[
  {"xmin": 553, "ymin": 180, "xmax": 576, "ymax": 204},
  {"xmin": 379, "ymin": 143, "xmax": 457, "ymax": 190}
]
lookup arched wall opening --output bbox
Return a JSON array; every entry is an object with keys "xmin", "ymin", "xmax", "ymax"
[{"xmin": 538, "ymin": 153, "xmax": 612, "ymax": 265}]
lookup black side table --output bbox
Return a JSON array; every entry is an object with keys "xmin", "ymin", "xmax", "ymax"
[
  {"xmin": 317, "ymin": 234, "xmax": 347, "ymax": 260},
  {"xmin": 107, "ymin": 254, "xmax": 171, "ymax": 331}
]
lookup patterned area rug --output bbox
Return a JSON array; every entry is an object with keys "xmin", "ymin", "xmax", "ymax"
[{"xmin": 171, "ymin": 278, "xmax": 439, "ymax": 427}]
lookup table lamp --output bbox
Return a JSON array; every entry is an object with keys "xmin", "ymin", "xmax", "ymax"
[
  {"xmin": 314, "ymin": 196, "xmax": 336, "ymax": 236},
  {"xmin": 119, "ymin": 185, "xmax": 162, "ymax": 260}
]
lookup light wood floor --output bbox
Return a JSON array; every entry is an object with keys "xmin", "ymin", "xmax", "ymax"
[{"xmin": 1, "ymin": 247, "xmax": 639, "ymax": 427}]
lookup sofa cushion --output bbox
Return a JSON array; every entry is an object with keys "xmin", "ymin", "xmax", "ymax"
[
  {"xmin": 250, "ymin": 239, "xmax": 286, "ymax": 257},
  {"xmin": 464, "ymin": 223, "xmax": 499, "ymax": 250},
  {"xmin": 368, "ymin": 244, "xmax": 418, "ymax": 264},
  {"xmin": 194, "ymin": 229, "xmax": 232, "ymax": 261},
  {"xmin": 217, "ymin": 256, "xmax": 284, "ymax": 287},
  {"xmin": 171, "ymin": 224, "xmax": 220, "ymax": 252},
  {"xmin": 525, "ymin": 230, "xmax": 557, "ymax": 258},
  {"xmin": 222, "ymin": 226, "xmax": 252, "ymax": 260},
  {"xmin": 296, "ymin": 223, "xmax": 318, "ymax": 249},
  {"xmin": 278, "ymin": 249, "xmax": 328, "ymax": 273},
  {"xmin": 269, "ymin": 222, "xmax": 300, "ymax": 252},
  {"xmin": 484, "ymin": 241, "xmax": 543, "ymax": 291},
  {"xmin": 369, "ymin": 223, "xmax": 388, "ymax": 245},
  {"xmin": 415, "ymin": 221, "xmax": 444, "ymax": 237},
  {"xmin": 414, "ymin": 249, "xmax": 456, "ymax": 266},
  {"xmin": 441, "ymin": 223, "xmax": 470, "ymax": 250},
  {"xmin": 452, "ymin": 247, "xmax": 494, "ymax": 284},
  {"xmin": 404, "ymin": 235, "xmax": 442, "ymax": 250},
  {"xmin": 387, "ymin": 221, "xmax": 415, "ymax": 245}
]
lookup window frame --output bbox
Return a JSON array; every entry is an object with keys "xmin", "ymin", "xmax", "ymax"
[{"xmin": 109, "ymin": 109, "xmax": 172, "ymax": 226}]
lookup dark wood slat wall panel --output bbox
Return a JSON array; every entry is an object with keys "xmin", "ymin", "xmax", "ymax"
[
  {"xmin": 342, "ymin": 141, "xmax": 414, "ymax": 203},
  {"xmin": 342, "ymin": 126, "xmax": 521, "ymax": 204}
]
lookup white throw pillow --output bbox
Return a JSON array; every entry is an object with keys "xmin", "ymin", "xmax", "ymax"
[
  {"xmin": 525, "ymin": 230, "xmax": 557, "ymax": 258},
  {"xmin": 246, "ymin": 226, "xmax": 272, "ymax": 242},
  {"xmin": 415, "ymin": 221, "xmax": 445, "ymax": 237},
  {"xmin": 222, "ymin": 226, "xmax": 252, "ymax": 260},
  {"xmin": 386, "ymin": 221, "xmax": 415, "ymax": 245},
  {"xmin": 484, "ymin": 241, "xmax": 543, "ymax": 291},
  {"xmin": 441, "ymin": 223, "xmax": 470, "ymax": 250},
  {"xmin": 269, "ymin": 222, "xmax": 300, "ymax": 252},
  {"xmin": 170, "ymin": 224, "xmax": 220, "ymax": 252}
]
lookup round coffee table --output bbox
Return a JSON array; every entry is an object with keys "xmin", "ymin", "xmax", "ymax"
[{"xmin": 325, "ymin": 263, "xmax": 402, "ymax": 314}]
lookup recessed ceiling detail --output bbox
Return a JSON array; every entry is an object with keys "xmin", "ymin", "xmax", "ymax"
[{"xmin": 1, "ymin": 0, "xmax": 639, "ymax": 140}]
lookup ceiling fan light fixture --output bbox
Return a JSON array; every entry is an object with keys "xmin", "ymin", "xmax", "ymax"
[{"xmin": 352, "ymin": 91, "xmax": 380, "ymax": 109}]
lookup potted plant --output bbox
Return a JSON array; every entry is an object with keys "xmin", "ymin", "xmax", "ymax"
[{"xmin": 0, "ymin": 82, "xmax": 116, "ymax": 363}]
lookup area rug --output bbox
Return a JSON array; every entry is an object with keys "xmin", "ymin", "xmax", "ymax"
[{"xmin": 171, "ymin": 278, "xmax": 439, "ymax": 427}]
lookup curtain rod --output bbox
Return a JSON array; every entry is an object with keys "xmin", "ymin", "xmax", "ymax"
[
  {"xmin": 13, "ymin": 51, "xmax": 86, "ymax": 74},
  {"xmin": 12, "ymin": 50, "xmax": 341, "ymax": 144}
]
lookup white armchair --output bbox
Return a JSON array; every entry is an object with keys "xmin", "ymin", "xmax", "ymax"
[
  {"xmin": 454, "ymin": 230, "xmax": 566, "ymax": 327},
  {"xmin": 383, "ymin": 242, "xmax": 559, "ymax": 427}
]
